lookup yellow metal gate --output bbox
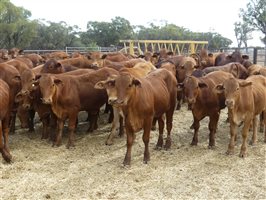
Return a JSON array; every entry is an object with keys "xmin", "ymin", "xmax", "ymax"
[{"xmin": 119, "ymin": 40, "xmax": 208, "ymax": 55}]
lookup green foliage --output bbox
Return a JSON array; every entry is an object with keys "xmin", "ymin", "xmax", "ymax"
[
  {"xmin": 240, "ymin": 0, "xmax": 266, "ymax": 45},
  {"xmin": 28, "ymin": 20, "xmax": 83, "ymax": 49},
  {"xmin": 0, "ymin": 0, "xmax": 37, "ymax": 48},
  {"xmin": 234, "ymin": 21, "xmax": 253, "ymax": 48}
]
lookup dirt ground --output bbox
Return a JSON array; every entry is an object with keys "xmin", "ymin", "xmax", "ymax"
[{"xmin": 0, "ymin": 105, "xmax": 265, "ymax": 200}]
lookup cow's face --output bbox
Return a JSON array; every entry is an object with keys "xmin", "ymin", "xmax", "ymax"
[
  {"xmin": 95, "ymin": 73, "xmax": 141, "ymax": 107},
  {"xmin": 184, "ymin": 76, "xmax": 207, "ymax": 109},
  {"xmin": 36, "ymin": 75, "xmax": 61, "ymax": 104},
  {"xmin": 9, "ymin": 48, "xmax": 23, "ymax": 58},
  {"xmin": 177, "ymin": 61, "xmax": 196, "ymax": 83},
  {"xmin": 0, "ymin": 49, "xmax": 9, "ymax": 60},
  {"xmin": 215, "ymin": 78, "xmax": 251, "ymax": 109}
]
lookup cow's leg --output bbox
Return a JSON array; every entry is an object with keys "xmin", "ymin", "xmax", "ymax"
[
  {"xmin": 0, "ymin": 120, "xmax": 12, "ymax": 163},
  {"xmin": 54, "ymin": 118, "xmax": 64, "ymax": 147},
  {"xmin": 87, "ymin": 111, "xmax": 98, "ymax": 132},
  {"xmin": 239, "ymin": 118, "xmax": 252, "ymax": 157},
  {"xmin": 123, "ymin": 128, "xmax": 135, "ymax": 166},
  {"xmin": 108, "ymin": 106, "xmax": 114, "ymax": 123},
  {"xmin": 28, "ymin": 109, "xmax": 35, "ymax": 132},
  {"xmin": 208, "ymin": 112, "xmax": 219, "ymax": 148},
  {"xmin": 143, "ymin": 117, "xmax": 152, "ymax": 164},
  {"xmin": 259, "ymin": 112, "xmax": 265, "ymax": 133},
  {"xmin": 263, "ymin": 111, "xmax": 266, "ymax": 142},
  {"xmin": 151, "ymin": 118, "xmax": 157, "ymax": 131},
  {"xmin": 165, "ymin": 108, "xmax": 175, "ymax": 149},
  {"xmin": 118, "ymin": 115, "xmax": 125, "ymax": 137},
  {"xmin": 67, "ymin": 114, "xmax": 77, "ymax": 149},
  {"xmin": 2, "ymin": 117, "xmax": 10, "ymax": 153},
  {"xmin": 9, "ymin": 111, "xmax": 16, "ymax": 134},
  {"xmin": 106, "ymin": 107, "xmax": 119, "ymax": 145},
  {"xmin": 191, "ymin": 116, "xmax": 200, "ymax": 146},
  {"xmin": 40, "ymin": 116, "xmax": 49, "ymax": 139},
  {"xmin": 49, "ymin": 112, "xmax": 57, "ymax": 142},
  {"xmin": 250, "ymin": 115, "xmax": 258, "ymax": 145},
  {"xmin": 155, "ymin": 117, "xmax": 164, "ymax": 150},
  {"xmin": 226, "ymin": 121, "xmax": 238, "ymax": 155}
]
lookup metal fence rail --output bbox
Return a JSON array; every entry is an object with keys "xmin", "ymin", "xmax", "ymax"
[{"xmin": 220, "ymin": 47, "xmax": 266, "ymax": 66}]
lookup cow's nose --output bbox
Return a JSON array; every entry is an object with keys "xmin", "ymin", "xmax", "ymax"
[
  {"xmin": 187, "ymin": 98, "xmax": 196, "ymax": 104},
  {"xmin": 23, "ymin": 104, "xmax": 31, "ymax": 109},
  {"xmin": 108, "ymin": 98, "xmax": 117, "ymax": 105},
  {"xmin": 41, "ymin": 98, "xmax": 52, "ymax": 104},
  {"xmin": 225, "ymin": 99, "xmax": 234, "ymax": 107}
]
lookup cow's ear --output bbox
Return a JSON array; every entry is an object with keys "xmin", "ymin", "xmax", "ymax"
[
  {"xmin": 208, "ymin": 53, "xmax": 213, "ymax": 57},
  {"xmin": 132, "ymin": 78, "xmax": 141, "ymax": 87},
  {"xmin": 198, "ymin": 82, "xmax": 208, "ymax": 88},
  {"xmin": 101, "ymin": 54, "xmax": 108, "ymax": 59},
  {"xmin": 242, "ymin": 55, "xmax": 249, "ymax": 59},
  {"xmin": 19, "ymin": 49, "xmax": 23, "ymax": 54},
  {"xmin": 35, "ymin": 75, "xmax": 42, "ymax": 80},
  {"xmin": 177, "ymin": 83, "xmax": 184, "ymax": 91},
  {"xmin": 94, "ymin": 81, "xmax": 106, "ymax": 89},
  {"xmin": 214, "ymin": 84, "xmax": 224, "ymax": 94},
  {"xmin": 54, "ymin": 79, "xmax": 62, "ymax": 85},
  {"xmin": 239, "ymin": 80, "xmax": 252, "ymax": 87}
]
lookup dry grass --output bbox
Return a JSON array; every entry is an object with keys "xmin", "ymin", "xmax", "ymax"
[{"xmin": 0, "ymin": 106, "xmax": 265, "ymax": 200}]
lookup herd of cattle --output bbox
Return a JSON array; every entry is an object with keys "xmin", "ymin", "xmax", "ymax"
[{"xmin": 0, "ymin": 47, "xmax": 265, "ymax": 165}]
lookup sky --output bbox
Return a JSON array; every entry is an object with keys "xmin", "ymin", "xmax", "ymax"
[{"xmin": 10, "ymin": 0, "xmax": 265, "ymax": 47}]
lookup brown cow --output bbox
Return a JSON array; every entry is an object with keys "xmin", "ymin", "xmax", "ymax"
[
  {"xmin": 8, "ymin": 48, "xmax": 23, "ymax": 58},
  {"xmin": 0, "ymin": 49, "xmax": 10, "ymax": 63},
  {"xmin": 22, "ymin": 53, "xmax": 45, "ymax": 67},
  {"xmin": 100, "ymin": 62, "xmax": 156, "ymax": 145},
  {"xmin": 16, "ymin": 68, "xmax": 95, "ymax": 139},
  {"xmin": 202, "ymin": 63, "xmax": 248, "ymax": 79},
  {"xmin": 5, "ymin": 59, "xmax": 31, "ymax": 74},
  {"xmin": 95, "ymin": 68, "xmax": 177, "ymax": 165},
  {"xmin": 215, "ymin": 51, "xmax": 249, "ymax": 66},
  {"xmin": 214, "ymin": 75, "xmax": 266, "ymax": 157},
  {"xmin": 0, "ymin": 63, "xmax": 21, "ymax": 133},
  {"xmin": 34, "ymin": 68, "xmax": 118, "ymax": 148},
  {"xmin": 0, "ymin": 79, "xmax": 12, "ymax": 162},
  {"xmin": 247, "ymin": 64, "xmax": 266, "ymax": 76},
  {"xmin": 42, "ymin": 51, "xmax": 69, "ymax": 60},
  {"xmin": 190, "ymin": 49, "xmax": 216, "ymax": 69},
  {"xmin": 41, "ymin": 59, "xmax": 78, "ymax": 74},
  {"xmin": 178, "ymin": 71, "xmax": 234, "ymax": 147}
]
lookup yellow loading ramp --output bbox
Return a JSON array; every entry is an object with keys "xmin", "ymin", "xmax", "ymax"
[{"xmin": 120, "ymin": 40, "xmax": 208, "ymax": 55}]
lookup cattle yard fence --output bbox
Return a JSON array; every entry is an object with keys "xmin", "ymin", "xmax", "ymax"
[{"xmin": 219, "ymin": 47, "xmax": 266, "ymax": 66}]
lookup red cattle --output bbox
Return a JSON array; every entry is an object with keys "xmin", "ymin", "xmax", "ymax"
[
  {"xmin": 8, "ymin": 48, "xmax": 23, "ymax": 59},
  {"xmin": 5, "ymin": 59, "xmax": 31, "ymax": 74},
  {"xmin": 22, "ymin": 53, "xmax": 45, "ymax": 67},
  {"xmin": 178, "ymin": 71, "xmax": 234, "ymax": 148},
  {"xmin": 215, "ymin": 51, "xmax": 249, "ymax": 66},
  {"xmin": 0, "ymin": 79, "xmax": 12, "ymax": 162},
  {"xmin": 0, "ymin": 49, "xmax": 10, "ymax": 63},
  {"xmin": 0, "ymin": 63, "xmax": 21, "ymax": 133},
  {"xmin": 247, "ymin": 64, "xmax": 266, "ymax": 76},
  {"xmin": 202, "ymin": 63, "xmax": 248, "ymax": 79},
  {"xmin": 34, "ymin": 68, "xmax": 118, "ymax": 148},
  {"xmin": 98, "ymin": 62, "xmax": 156, "ymax": 145},
  {"xmin": 214, "ymin": 75, "xmax": 266, "ymax": 157},
  {"xmin": 95, "ymin": 68, "xmax": 177, "ymax": 165},
  {"xmin": 41, "ymin": 59, "xmax": 78, "ymax": 74}
]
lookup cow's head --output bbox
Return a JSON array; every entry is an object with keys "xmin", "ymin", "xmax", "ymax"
[
  {"xmin": 95, "ymin": 73, "xmax": 141, "ymax": 107},
  {"xmin": 8, "ymin": 48, "xmax": 23, "ymax": 58},
  {"xmin": 0, "ymin": 49, "xmax": 9, "ymax": 60},
  {"xmin": 214, "ymin": 78, "xmax": 252, "ymax": 109},
  {"xmin": 34, "ymin": 74, "xmax": 62, "ymax": 104},
  {"xmin": 42, "ymin": 59, "xmax": 63, "ymax": 74},
  {"xmin": 183, "ymin": 76, "xmax": 207, "ymax": 109}
]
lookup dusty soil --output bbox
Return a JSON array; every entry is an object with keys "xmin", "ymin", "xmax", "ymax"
[{"xmin": 0, "ymin": 106, "xmax": 265, "ymax": 200}]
